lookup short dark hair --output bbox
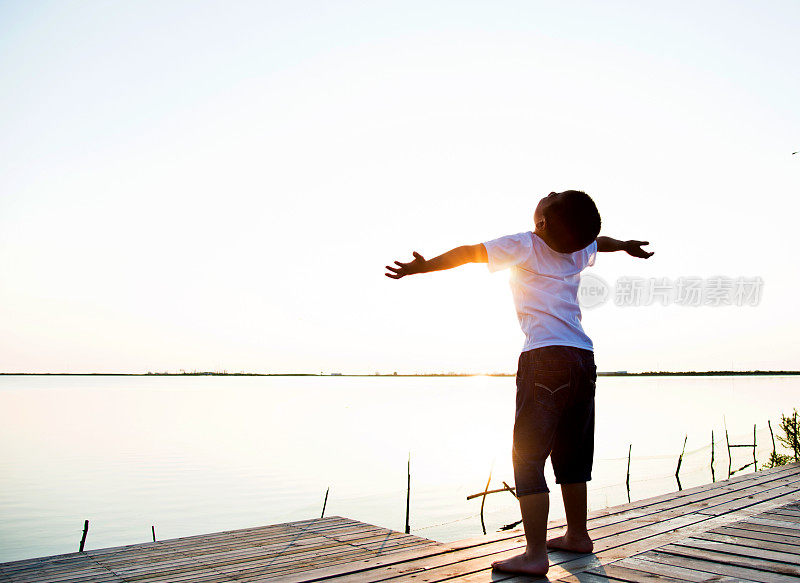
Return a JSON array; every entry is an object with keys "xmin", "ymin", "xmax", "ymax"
[{"xmin": 545, "ymin": 190, "xmax": 601, "ymax": 253}]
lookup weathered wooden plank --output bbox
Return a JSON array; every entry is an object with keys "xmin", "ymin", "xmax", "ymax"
[
  {"xmin": 672, "ymin": 536, "xmax": 800, "ymax": 564},
  {"xmin": 762, "ymin": 507, "xmax": 800, "ymax": 518},
  {"xmin": 1, "ymin": 518, "xmax": 362, "ymax": 574},
  {"xmin": 478, "ymin": 464, "xmax": 800, "ymax": 542},
  {"xmin": 91, "ymin": 522, "xmax": 414, "ymax": 571},
  {"xmin": 222, "ymin": 543, "xmax": 439, "ymax": 582},
  {"xmin": 90, "ymin": 557, "xmax": 233, "ymax": 583},
  {"xmin": 721, "ymin": 520, "xmax": 800, "ymax": 540},
  {"xmin": 694, "ymin": 483, "xmax": 800, "ymax": 517},
  {"xmin": 602, "ymin": 556, "xmax": 754, "ymax": 583},
  {"xmin": 253, "ymin": 535, "xmax": 529, "ymax": 583},
  {"xmin": 514, "ymin": 494, "xmax": 800, "ymax": 583},
  {"xmin": 585, "ymin": 464, "xmax": 800, "ymax": 518},
  {"xmin": 761, "ymin": 511, "xmax": 800, "ymax": 523},
  {"xmin": 262, "ymin": 470, "xmax": 800, "ymax": 583},
  {"xmin": 0, "ymin": 566, "xmax": 122, "ymax": 583},
  {"xmin": 656, "ymin": 544, "xmax": 800, "ymax": 577},
  {"xmin": 99, "ymin": 528, "xmax": 412, "ymax": 572},
  {"xmin": 0, "ymin": 556, "xmax": 125, "ymax": 583},
  {"xmin": 357, "ymin": 511, "xmax": 718, "ymax": 583},
  {"xmin": 192, "ymin": 532, "xmax": 431, "ymax": 567},
  {"xmin": 693, "ymin": 531, "xmax": 800, "ymax": 555},
  {"xmin": 127, "ymin": 535, "xmax": 430, "ymax": 583},
  {"xmin": 710, "ymin": 525, "xmax": 800, "ymax": 545},
  {"xmin": 3, "ymin": 465, "xmax": 799, "ymax": 583},
  {"xmin": 555, "ymin": 571, "xmax": 617, "ymax": 583},
  {"xmin": 546, "ymin": 492, "xmax": 800, "ymax": 577},
  {"xmin": 141, "ymin": 519, "xmax": 387, "ymax": 553},
  {"xmin": 560, "ymin": 466, "xmax": 800, "ymax": 535},
  {"xmin": 741, "ymin": 516, "xmax": 800, "ymax": 530},
  {"xmin": 324, "ymin": 486, "xmax": 792, "ymax": 581},
  {"xmin": 200, "ymin": 538, "xmax": 436, "ymax": 578},
  {"xmin": 1, "ymin": 547, "xmax": 212, "ymax": 580},
  {"xmin": 116, "ymin": 571, "xmax": 237, "ymax": 583},
  {"xmin": 641, "ymin": 549, "xmax": 800, "ymax": 583},
  {"xmin": 94, "ymin": 532, "xmax": 432, "ymax": 582},
  {"xmin": 0, "ymin": 521, "xmax": 431, "ymax": 583},
  {"xmin": 586, "ymin": 563, "xmax": 695, "ymax": 582},
  {"xmin": 197, "ymin": 531, "xmax": 431, "ymax": 563},
  {"xmin": 101, "ymin": 517, "xmax": 374, "ymax": 557}
]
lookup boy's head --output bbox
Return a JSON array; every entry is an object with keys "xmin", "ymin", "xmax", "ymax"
[{"xmin": 534, "ymin": 190, "xmax": 601, "ymax": 253}]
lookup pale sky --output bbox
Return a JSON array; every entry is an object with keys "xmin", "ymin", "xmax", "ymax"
[{"xmin": 1, "ymin": 1, "xmax": 799, "ymax": 374}]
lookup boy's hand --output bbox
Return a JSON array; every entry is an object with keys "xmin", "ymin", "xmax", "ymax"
[
  {"xmin": 624, "ymin": 240, "xmax": 654, "ymax": 259},
  {"xmin": 385, "ymin": 252, "xmax": 428, "ymax": 279}
]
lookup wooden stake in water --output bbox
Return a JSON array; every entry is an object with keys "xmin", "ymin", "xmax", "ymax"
[
  {"xmin": 405, "ymin": 453, "xmax": 411, "ymax": 534},
  {"xmin": 479, "ymin": 467, "xmax": 492, "ymax": 536},
  {"xmin": 675, "ymin": 435, "xmax": 687, "ymax": 491},
  {"xmin": 321, "ymin": 487, "xmax": 330, "ymax": 519},
  {"xmin": 626, "ymin": 444, "xmax": 632, "ymax": 503},
  {"xmin": 151, "ymin": 525, "xmax": 156, "ymax": 542},
  {"xmin": 501, "ymin": 481, "xmax": 517, "ymax": 499},
  {"xmin": 710, "ymin": 430, "xmax": 715, "ymax": 482},
  {"xmin": 768, "ymin": 419, "xmax": 777, "ymax": 458},
  {"xmin": 724, "ymin": 417, "xmax": 732, "ymax": 479},
  {"xmin": 467, "ymin": 484, "xmax": 516, "ymax": 500},
  {"xmin": 727, "ymin": 422, "xmax": 758, "ymax": 475},
  {"xmin": 78, "ymin": 520, "xmax": 89, "ymax": 552}
]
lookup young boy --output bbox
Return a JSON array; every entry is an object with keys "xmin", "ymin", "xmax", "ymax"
[{"xmin": 385, "ymin": 190, "xmax": 653, "ymax": 576}]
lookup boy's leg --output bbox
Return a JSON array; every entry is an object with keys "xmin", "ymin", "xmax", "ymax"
[
  {"xmin": 546, "ymin": 482, "xmax": 593, "ymax": 553},
  {"xmin": 491, "ymin": 492, "xmax": 550, "ymax": 575},
  {"xmin": 549, "ymin": 348, "xmax": 596, "ymax": 553},
  {"xmin": 493, "ymin": 347, "xmax": 574, "ymax": 576}
]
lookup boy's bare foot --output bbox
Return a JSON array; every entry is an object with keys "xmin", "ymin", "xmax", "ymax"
[
  {"xmin": 546, "ymin": 532, "xmax": 593, "ymax": 553},
  {"xmin": 491, "ymin": 550, "xmax": 549, "ymax": 576}
]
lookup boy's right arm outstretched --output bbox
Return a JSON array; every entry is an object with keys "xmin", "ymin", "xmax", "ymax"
[
  {"xmin": 596, "ymin": 236, "xmax": 654, "ymax": 259},
  {"xmin": 385, "ymin": 245, "xmax": 488, "ymax": 279}
]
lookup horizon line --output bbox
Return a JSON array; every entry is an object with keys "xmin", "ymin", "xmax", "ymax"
[{"xmin": 2, "ymin": 370, "xmax": 800, "ymax": 377}]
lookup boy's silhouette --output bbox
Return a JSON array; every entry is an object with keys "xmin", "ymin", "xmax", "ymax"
[{"xmin": 385, "ymin": 190, "xmax": 652, "ymax": 576}]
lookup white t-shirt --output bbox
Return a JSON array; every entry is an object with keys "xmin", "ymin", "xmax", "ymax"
[{"xmin": 483, "ymin": 232, "xmax": 597, "ymax": 352}]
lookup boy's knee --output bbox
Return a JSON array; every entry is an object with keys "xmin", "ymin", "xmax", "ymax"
[
  {"xmin": 513, "ymin": 456, "xmax": 549, "ymax": 496},
  {"xmin": 554, "ymin": 472, "xmax": 592, "ymax": 485},
  {"xmin": 515, "ymin": 484, "xmax": 550, "ymax": 496}
]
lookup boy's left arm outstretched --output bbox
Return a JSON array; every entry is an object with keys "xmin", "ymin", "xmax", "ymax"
[
  {"xmin": 385, "ymin": 244, "xmax": 488, "ymax": 279},
  {"xmin": 596, "ymin": 236, "xmax": 654, "ymax": 258}
]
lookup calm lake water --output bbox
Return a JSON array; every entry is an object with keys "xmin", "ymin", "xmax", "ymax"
[{"xmin": 0, "ymin": 374, "xmax": 797, "ymax": 562}]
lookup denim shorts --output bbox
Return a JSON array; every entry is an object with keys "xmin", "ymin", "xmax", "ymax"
[{"xmin": 512, "ymin": 345, "xmax": 597, "ymax": 496}]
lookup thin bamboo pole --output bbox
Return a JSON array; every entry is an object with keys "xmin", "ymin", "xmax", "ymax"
[
  {"xmin": 405, "ymin": 453, "xmax": 411, "ymax": 534},
  {"xmin": 479, "ymin": 468, "xmax": 492, "ymax": 536},
  {"xmin": 321, "ymin": 487, "xmax": 330, "ymax": 519},
  {"xmin": 675, "ymin": 435, "xmax": 687, "ymax": 490},
  {"xmin": 626, "ymin": 444, "xmax": 632, "ymax": 502},
  {"xmin": 768, "ymin": 419, "xmax": 777, "ymax": 457},
  {"xmin": 78, "ymin": 520, "xmax": 89, "ymax": 552},
  {"xmin": 725, "ymin": 418, "xmax": 732, "ymax": 479},
  {"xmin": 710, "ymin": 430, "xmax": 715, "ymax": 482},
  {"xmin": 753, "ymin": 424, "xmax": 758, "ymax": 472}
]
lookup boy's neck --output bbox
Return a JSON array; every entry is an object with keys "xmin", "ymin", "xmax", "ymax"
[{"xmin": 533, "ymin": 228, "xmax": 561, "ymax": 253}]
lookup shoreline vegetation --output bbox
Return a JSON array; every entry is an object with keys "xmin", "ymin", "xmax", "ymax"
[{"xmin": 2, "ymin": 371, "xmax": 800, "ymax": 377}]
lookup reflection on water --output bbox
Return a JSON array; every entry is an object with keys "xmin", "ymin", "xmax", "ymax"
[{"xmin": 0, "ymin": 374, "xmax": 797, "ymax": 561}]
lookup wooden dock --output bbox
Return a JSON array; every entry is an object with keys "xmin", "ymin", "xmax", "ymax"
[{"xmin": 2, "ymin": 462, "xmax": 799, "ymax": 582}]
